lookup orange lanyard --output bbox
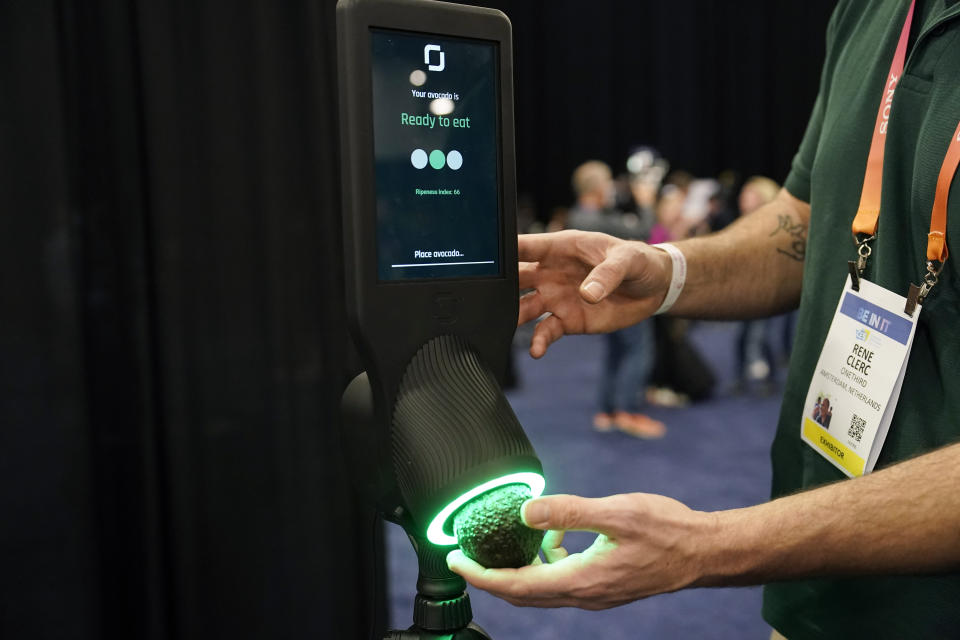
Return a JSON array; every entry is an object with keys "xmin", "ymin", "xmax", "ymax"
[
  {"xmin": 851, "ymin": 0, "xmax": 915, "ymax": 243},
  {"xmin": 927, "ymin": 121, "xmax": 960, "ymax": 265},
  {"xmin": 848, "ymin": 0, "xmax": 960, "ymax": 312},
  {"xmin": 906, "ymin": 120, "xmax": 960, "ymax": 315}
]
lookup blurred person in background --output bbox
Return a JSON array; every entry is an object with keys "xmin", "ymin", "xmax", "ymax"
[
  {"xmin": 567, "ymin": 161, "xmax": 665, "ymax": 438},
  {"xmin": 545, "ymin": 206, "xmax": 568, "ymax": 233},
  {"xmin": 663, "ymin": 168, "xmax": 694, "ymax": 194},
  {"xmin": 682, "ymin": 178, "xmax": 722, "ymax": 237},
  {"xmin": 612, "ymin": 173, "xmax": 656, "ymax": 240},
  {"xmin": 739, "ymin": 175, "xmax": 780, "ymax": 216},
  {"xmin": 619, "ymin": 146, "xmax": 668, "ymax": 239},
  {"xmin": 647, "ymin": 183, "xmax": 686, "ymax": 245},
  {"xmin": 568, "ymin": 161, "xmax": 651, "ymax": 241},
  {"xmin": 628, "ymin": 173, "xmax": 659, "ymax": 226},
  {"xmin": 707, "ymin": 169, "xmax": 741, "ymax": 232},
  {"xmin": 735, "ymin": 176, "xmax": 781, "ymax": 394}
]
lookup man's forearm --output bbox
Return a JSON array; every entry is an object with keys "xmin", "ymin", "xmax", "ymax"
[
  {"xmin": 664, "ymin": 188, "xmax": 810, "ymax": 319},
  {"xmin": 700, "ymin": 442, "xmax": 960, "ymax": 586}
]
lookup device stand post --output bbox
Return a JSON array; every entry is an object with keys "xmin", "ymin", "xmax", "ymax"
[{"xmin": 384, "ymin": 533, "xmax": 493, "ymax": 639}]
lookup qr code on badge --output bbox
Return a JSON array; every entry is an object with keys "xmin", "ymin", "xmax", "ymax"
[{"xmin": 848, "ymin": 414, "xmax": 867, "ymax": 443}]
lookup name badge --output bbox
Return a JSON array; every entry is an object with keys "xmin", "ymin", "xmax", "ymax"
[{"xmin": 800, "ymin": 276, "xmax": 919, "ymax": 477}]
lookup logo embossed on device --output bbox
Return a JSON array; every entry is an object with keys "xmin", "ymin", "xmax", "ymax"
[
  {"xmin": 432, "ymin": 292, "xmax": 460, "ymax": 324},
  {"xmin": 424, "ymin": 44, "xmax": 445, "ymax": 72}
]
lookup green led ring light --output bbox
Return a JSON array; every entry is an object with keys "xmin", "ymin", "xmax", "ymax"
[{"xmin": 426, "ymin": 471, "xmax": 545, "ymax": 546}]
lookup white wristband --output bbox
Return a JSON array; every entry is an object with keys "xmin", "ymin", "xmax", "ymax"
[{"xmin": 652, "ymin": 243, "xmax": 686, "ymax": 315}]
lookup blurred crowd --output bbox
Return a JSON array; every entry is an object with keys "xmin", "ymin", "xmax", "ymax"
[{"xmin": 516, "ymin": 149, "xmax": 796, "ymax": 437}]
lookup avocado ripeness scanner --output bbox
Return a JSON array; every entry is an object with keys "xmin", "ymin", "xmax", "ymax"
[{"xmin": 337, "ymin": 0, "xmax": 546, "ymax": 638}]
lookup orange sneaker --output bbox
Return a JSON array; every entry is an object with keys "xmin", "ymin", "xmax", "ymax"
[
  {"xmin": 610, "ymin": 411, "xmax": 666, "ymax": 439},
  {"xmin": 593, "ymin": 412, "xmax": 614, "ymax": 432}
]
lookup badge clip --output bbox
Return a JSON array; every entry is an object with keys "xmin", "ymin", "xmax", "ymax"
[
  {"xmin": 904, "ymin": 260, "xmax": 942, "ymax": 316},
  {"xmin": 905, "ymin": 284, "xmax": 921, "ymax": 317},
  {"xmin": 848, "ymin": 261, "xmax": 861, "ymax": 291},
  {"xmin": 854, "ymin": 234, "xmax": 875, "ymax": 278}
]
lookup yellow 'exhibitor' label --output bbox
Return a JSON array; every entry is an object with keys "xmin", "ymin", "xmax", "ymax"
[{"xmin": 803, "ymin": 418, "xmax": 865, "ymax": 476}]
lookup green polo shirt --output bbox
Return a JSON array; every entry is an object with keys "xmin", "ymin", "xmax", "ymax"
[{"xmin": 763, "ymin": 0, "xmax": 960, "ymax": 637}]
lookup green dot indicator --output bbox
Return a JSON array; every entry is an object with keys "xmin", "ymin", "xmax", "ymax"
[{"xmin": 429, "ymin": 149, "xmax": 446, "ymax": 170}]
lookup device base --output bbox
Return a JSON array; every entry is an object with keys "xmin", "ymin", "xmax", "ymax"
[
  {"xmin": 385, "ymin": 622, "xmax": 492, "ymax": 639},
  {"xmin": 383, "ymin": 596, "xmax": 492, "ymax": 639}
]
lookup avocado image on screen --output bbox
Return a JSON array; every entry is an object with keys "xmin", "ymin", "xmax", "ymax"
[{"xmin": 453, "ymin": 483, "xmax": 545, "ymax": 568}]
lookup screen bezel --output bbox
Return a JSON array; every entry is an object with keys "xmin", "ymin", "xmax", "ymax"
[
  {"xmin": 338, "ymin": 0, "xmax": 518, "ymax": 384},
  {"xmin": 368, "ymin": 27, "xmax": 504, "ymax": 283}
]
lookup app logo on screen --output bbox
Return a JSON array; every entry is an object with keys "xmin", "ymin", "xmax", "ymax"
[{"xmin": 424, "ymin": 44, "xmax": 445, "ymax": 72}]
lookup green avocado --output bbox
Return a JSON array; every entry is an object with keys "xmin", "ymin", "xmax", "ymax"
[{"xmin": 452, "ymin": 484, "xmax": 545, "ymax": 569}]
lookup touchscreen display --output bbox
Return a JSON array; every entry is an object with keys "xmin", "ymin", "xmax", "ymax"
[{"xmin": 370, "ymin": 29, "xmax": 501, "ymax": 281}]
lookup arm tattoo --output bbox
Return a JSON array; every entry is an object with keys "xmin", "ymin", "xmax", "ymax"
[{"xmin": 769, "ymin": 214, "xmax": 807, "ymax": 262}]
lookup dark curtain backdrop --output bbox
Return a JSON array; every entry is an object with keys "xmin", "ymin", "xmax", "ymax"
[
  {"xmin": 1, "ymin": 1, "xmax": 382, "ymax": 639},
  {"xmin": 1, "ymin": 1, "xmax": 834, "ymax": 639},
  {"xmin": 484, "ymin": 0, "xmax": 837, "ymax": 216}
]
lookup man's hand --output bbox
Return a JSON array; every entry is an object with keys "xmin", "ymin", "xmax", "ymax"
[
  {"xmin": 447, "ymin": 444, "xmax": 960, "ymax": 611},
  {"xmin": 517, "ymin": 231, "xmax": 671, "ymax": 358},
  {"xmin": 446, "ymin": 493, "xmax": 715, "ymax": 610},
  {"xmin": 516, "ymin": 190, "xmax": 811, "ymax": 356}
]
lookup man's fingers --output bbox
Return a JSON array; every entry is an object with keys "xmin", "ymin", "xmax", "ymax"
[
  {"xmin": 447, "ymin": 548, "xmax": 525, "ymax": 593},
  {"xmin": 579, "ymin": 249, "xmax": 632, "ymax": 304},
  {"xmin": 517, "ymin": 233, "xmax": 556, "ymax": 263},
  {"xmin": 518, "ymin": 291, "xmax": 546, "ymax": 327},
  {"xmin": 542, "ymin": 529, "xmax": 569, "ymax": 563},
  {"xmin": 446, "ymin": 549, "xmax": 486, "ymax": 581},
  {"xmin": 522, "ymin": 494, "xmax": 625, "ymax": 534},
  {"xmin": 529, "ymin": 314, "xmax": 564, "ymax": 359},
  {"xmin": 543, "ymin": 545, "xmax": 569, "ymax": 564},
  {"xmin": 518, "ymin": 261, "xmax": 539, "ymax": 290},
  {"xmin": 447, "ymin": 548, "xmax": 581, "ymax": 607},
  {"xmin": 542, "ymin": 528, "xmax": 566, "ymax": 549}
]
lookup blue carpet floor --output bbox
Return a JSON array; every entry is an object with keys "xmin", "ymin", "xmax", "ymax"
[{"xmin": 387, "ymin": 320, "xmax": 790, "ymax": 638}]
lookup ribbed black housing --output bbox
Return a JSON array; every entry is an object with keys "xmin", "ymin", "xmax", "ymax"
[{"xmin": 392, "ymin": 335, "xmax": 541, "ymax": 538}]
